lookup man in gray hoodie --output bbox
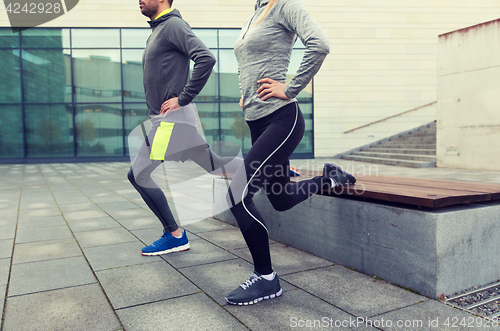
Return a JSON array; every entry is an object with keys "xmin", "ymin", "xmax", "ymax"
[{"xmin": 128, "ymin": 0, "xmax": 219, "ymax": 255}]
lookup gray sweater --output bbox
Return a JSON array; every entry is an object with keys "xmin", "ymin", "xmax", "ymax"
[
  {"xmin": 234, "ymin": 0, "xmax": 330, "ymax": 121},
  {"xmin": 144, "ymin": 9, "xmax": 216, "ymax": 117}
]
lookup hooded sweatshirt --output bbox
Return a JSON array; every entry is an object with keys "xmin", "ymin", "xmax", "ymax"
[
  {"xmin": 143, "ymin": 9, "xmax": 216, "ymax": 117},
  {"xmin": 234, "ymin": 0, "xmax": 330, "ymax": 121}
]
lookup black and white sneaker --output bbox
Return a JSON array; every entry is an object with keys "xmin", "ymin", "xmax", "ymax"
[
  {"xmin": 225, "ymin": 271, "xmax": 282, "ymax": 306},
  {"xmin": 323, "ymin": 162, "xmax": 356, "ymax": 186}
]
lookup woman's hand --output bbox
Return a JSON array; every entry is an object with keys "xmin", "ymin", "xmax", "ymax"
[
  {"xmin": 239, "ymin": 95, "xmax": 243, "ymax": 109},
  {"xmin": 256, "ymin": 78, "xmax": 290, "ymax": 101},
  {"xmin": 160, "ymin": 97, "xmax": 180, "ymax": 117}
]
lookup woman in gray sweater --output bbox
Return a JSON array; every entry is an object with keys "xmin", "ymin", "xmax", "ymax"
[{"xmin": 225, "ymin": 0, "xmax": 355, "ymax": 305}]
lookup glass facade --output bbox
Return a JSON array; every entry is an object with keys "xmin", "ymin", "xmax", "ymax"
[{"xmin": 0, "ymin": 27, "xmax": 313, "ymax": 163}]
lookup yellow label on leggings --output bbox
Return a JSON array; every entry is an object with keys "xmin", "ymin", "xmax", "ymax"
[{"xmin": 150, "ymin": 122, "xmax": 175, "ymax": 160}]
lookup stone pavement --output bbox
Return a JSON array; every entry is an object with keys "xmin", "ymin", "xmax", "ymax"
[{"xmin": 1, "ymin": 160, "xmax": 499, "ymax": 331}]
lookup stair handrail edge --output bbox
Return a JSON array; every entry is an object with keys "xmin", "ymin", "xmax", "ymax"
[{"xmin": 343, "ymin": 101, "xmax": 437, "ymax": 134}]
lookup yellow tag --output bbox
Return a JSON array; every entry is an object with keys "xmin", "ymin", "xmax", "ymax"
[{"xmin": 150, "ymin": 122, "xmax": 175, "ymax": 160}]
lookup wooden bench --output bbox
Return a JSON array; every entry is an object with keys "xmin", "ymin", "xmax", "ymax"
[
  {"xmin": 213, "ymin": 173, "xmax": 500, "ymax": 298},
  {"xmin": 301, "ymin": 170, "xmax": 500, "ymax": 209}
]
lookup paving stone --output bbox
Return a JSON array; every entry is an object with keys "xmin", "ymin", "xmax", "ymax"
[
  {"xmin": 83, "ymin": 241, "xmax": 161, "ymax": 271},
  {"xmin": 130, "ymin": 226, "xmax": 169, "ymax": 244},
  {"xmin": 16, "ymin": 215, "xmax": 67, "ymax": 229},
  {"xmin": 105, "ymin": 208, "xmax": 154, "ymax": 219},
  {"xmin": 161, "ymin": 237, "xmax": 238, "ymax": 269},
  {"xmin": 19, "ymin": 200, "xmax": 57, "ymax": 210},
  {"xmin": 96, "ymin": 201, "xmax": 142, "ymax": 213},
  {"xmin": 18, "ymin": 207, "xmax": 61, "ymax": 219},
  {"xmin": 8, "ymin": 256, "xmax": 96, "ymax": 296},
  {"xmin": 375, "ymin": 300, "xmax": 496, "ymax": 331},
  {"xmin": 73, "ymin": 227, "xmax": 138, "ymax": 248},
  {"xmin": 117, "ymin": 292, "xmax": 246, "ymax": 331},
  {"xmin": 0, "ymin": 284, "xmax": 6, "ymax": 317},
  {"xmin": 67, "ymin": 216, "xmax": 122, "ymax": 232},
  {"xmin": 13, "ymin": 238, "xmax": 82, "ymax": 264},
  {"xmin": 180, "ymin": 259, "xmax": 296, "ymax": 306},
  {"xmin": 195, "ymin": 228, "xmax": 250, "ymax": 250},
  {"xmin": 0, "ymin": 238, "xmax": 14, "ymax": 259},
  {"xmin": 183, "ymin": 217, "xmax": 236, "ymax": 234},
  {"xmin": 116, "ymin": 216, "xmax": 160, "ymax": 230},
  {"xmin": 231, "ymin": 242, "xmax": 334, "ymax": 276},
  {"xmin": 96, "ymin": 261, "xmax": 199, "ymax": 309},
  {"xmin": 281, "ymin": 265, "xmax": 426, "ymax": 317},
  {"xmin": 225, "ymin": 288, "xmax": 378, "ymax": 330},
  {"xmin": 0, "ymin": 222, "xmax": 16, "ymax": 240},
  {"xmin": 58, "ymin": 202, "xmax": 100, "ymax": 214},
  {"xmin": 54, "ymin": 195, "xmax": 93, "ymax": 205},
  {"xmin": 87, "ymin": 194, "xmax": 127, "ymax": 204},
  {"xmin": 2, "ymin": 284, "xmax": 121, "ymax": 331},
  {"xmin": 0, "ymin": 258, "xmax": 11, "ymax": 286},
  {"xmin": 0, "ymin": 208, "xmax": 19, "ymax": 217},
  {"xmin": 15, "ymin": 225, "xmax": 73, "ymax": 244},
  {"xmin": 63, "ymin": 209, "xmax": 110, "ymax": 221}
]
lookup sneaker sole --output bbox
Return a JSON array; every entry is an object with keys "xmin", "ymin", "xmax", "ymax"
[
  {"xmin": 141, "ymin": 243, "xmax": 190, "ymax": 256},
  {"xmin": 224, "ymin": 287, "xmax": 282, "ymax": 306}
]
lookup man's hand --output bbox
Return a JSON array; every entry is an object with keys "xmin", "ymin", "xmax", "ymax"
[
  {"xmin": 160, "ymin": 97, "xmax": 180, "ymax": 116},
  {"xmin": 256, "ymin": 78, "xmax": 290, "ymax": 101}
]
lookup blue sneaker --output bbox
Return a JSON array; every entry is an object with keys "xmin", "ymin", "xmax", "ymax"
[
  {"xmin": 289, "ymin": 166, "xmax": 301, "ymax": 177},
  {"xmin": 141, "ymin": 229, "xmax": 190, "ymax": 256}
]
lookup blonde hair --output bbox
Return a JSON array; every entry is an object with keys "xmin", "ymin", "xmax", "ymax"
[{"xmin": 254, "ymin": 0, "xmax": 279, "ymax": 25}]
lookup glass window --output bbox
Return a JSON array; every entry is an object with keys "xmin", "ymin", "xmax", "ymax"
[
  {"xmin": 25, "ymin": 104, "xmax": 74, "ymax": 157},
  {"xmin": 288, "ymin": 49, "xmax": 313, "ymax": 102},
  {"xmin": 195, "ymin": 102, "xmax": 219, "ymax": 144},
  {"xmin": 75, "ymin": 104, "xmax": 123, "ymax": 156},
  {"xmin": 71, "ymin": 29, "xmax": 120, "ymax": 48},
  {"xmin": 22, "ymin": 28, "xmax": 70, "ymax": 48},
  {"xmin": 220, "ymin": 103, "xmax": 251, "ymax": 154},
  {"xmin": 0, "ymin": 27, "xmax": 313, "ymax": 161},
  {"xmin": 0, "ymin": 49, "xmax": 22, "ymax": 103},
  {"xmin": 219, "ymin": 29, "xmax": 241, "ymax": 48},
  {"xmin": 294, "ymin": 38, "xmax": 306, "ymax": 49},
  {"xmin": 124, "ymin": 103, "xmax": 149, "ymax": 154},
  {"xmin": 121, "ymin": 29, "xmax": 150, "ymax": 48},
  {"xmin": 72, "ymin": 49, "xmax": 122, "ymax": 103},
  {"xmin": 122, "ymin": 49, "xmax": 145, "ymax": 102},
  {"xmin": 192, "ymin": 29, "xmax": 217, "ymax": 48},
  {"xmin": 294, "ymin": 103, "xmax": 313, "ymax": 154},
  {"xmin": 0, "ymin": 28, "xmax": 19, "ymax": 48},
  {"xmin": 192, "ymin": 50, "xmax": 218, "ymax": 102},
  {"xmin": 22, "ymin": 49, "xmax": 71, "ymax": 103},
  {"xmin": 219, "ymin": 50, "xmax": 239, "ymax": 102},
  {"xmin": 0, "ymin": 105, "xmax": 24, "ymax": 158}
]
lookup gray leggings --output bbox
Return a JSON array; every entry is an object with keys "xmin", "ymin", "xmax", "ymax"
[{"xmin": 128, "ymin": 120, "xmax": 227, "ymax": 232}]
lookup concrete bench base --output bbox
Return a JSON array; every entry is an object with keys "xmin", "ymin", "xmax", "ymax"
[{"xmin": 213, "ymin": 178, "xmax": 500, "ymax": 298}]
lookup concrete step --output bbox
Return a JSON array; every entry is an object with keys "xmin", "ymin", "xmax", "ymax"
[
  {"xmin": 376, "ymin": 143, "xmax": 436, "ymax": 149},
  {"xmin": 364, "ymin": 148, "xmax": 436, "ymax": 155},
  {"xmin": 352, "ymin": 151, "xmax": 436, "ymax": 162},
  {"xmin": 341, "ymin": 154, "xmax": 436, "ymax": 168}
]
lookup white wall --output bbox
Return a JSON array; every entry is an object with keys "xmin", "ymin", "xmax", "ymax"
[
  {"xmin": 437, "ymin": 18, "xmax": 500, "ymax": 171},
  {"xmin": 2, "ymin": 0, "xmax": 500, "ymax": 157}
]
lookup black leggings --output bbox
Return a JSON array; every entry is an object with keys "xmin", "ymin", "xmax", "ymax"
[{"xmin": 229, "ymin": 102, "xmax": 328, "ymax": 275}]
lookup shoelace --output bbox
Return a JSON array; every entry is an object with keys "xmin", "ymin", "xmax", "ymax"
[
  {"xmin": 152, "ymin": 231, "xmax": 169, "ymax": 246},
  {"xmin": 240, "ymin": 274, "xmax": 261, "ymax": 290}
]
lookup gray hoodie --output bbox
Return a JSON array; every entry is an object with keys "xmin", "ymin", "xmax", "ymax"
[
  {"xmin": 234, "ymin": 0, "xmax": 330, "ymax": 121},
  {"xmin": 143, "ymin": 9, "xmax": 216, "ymax": 117}
]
